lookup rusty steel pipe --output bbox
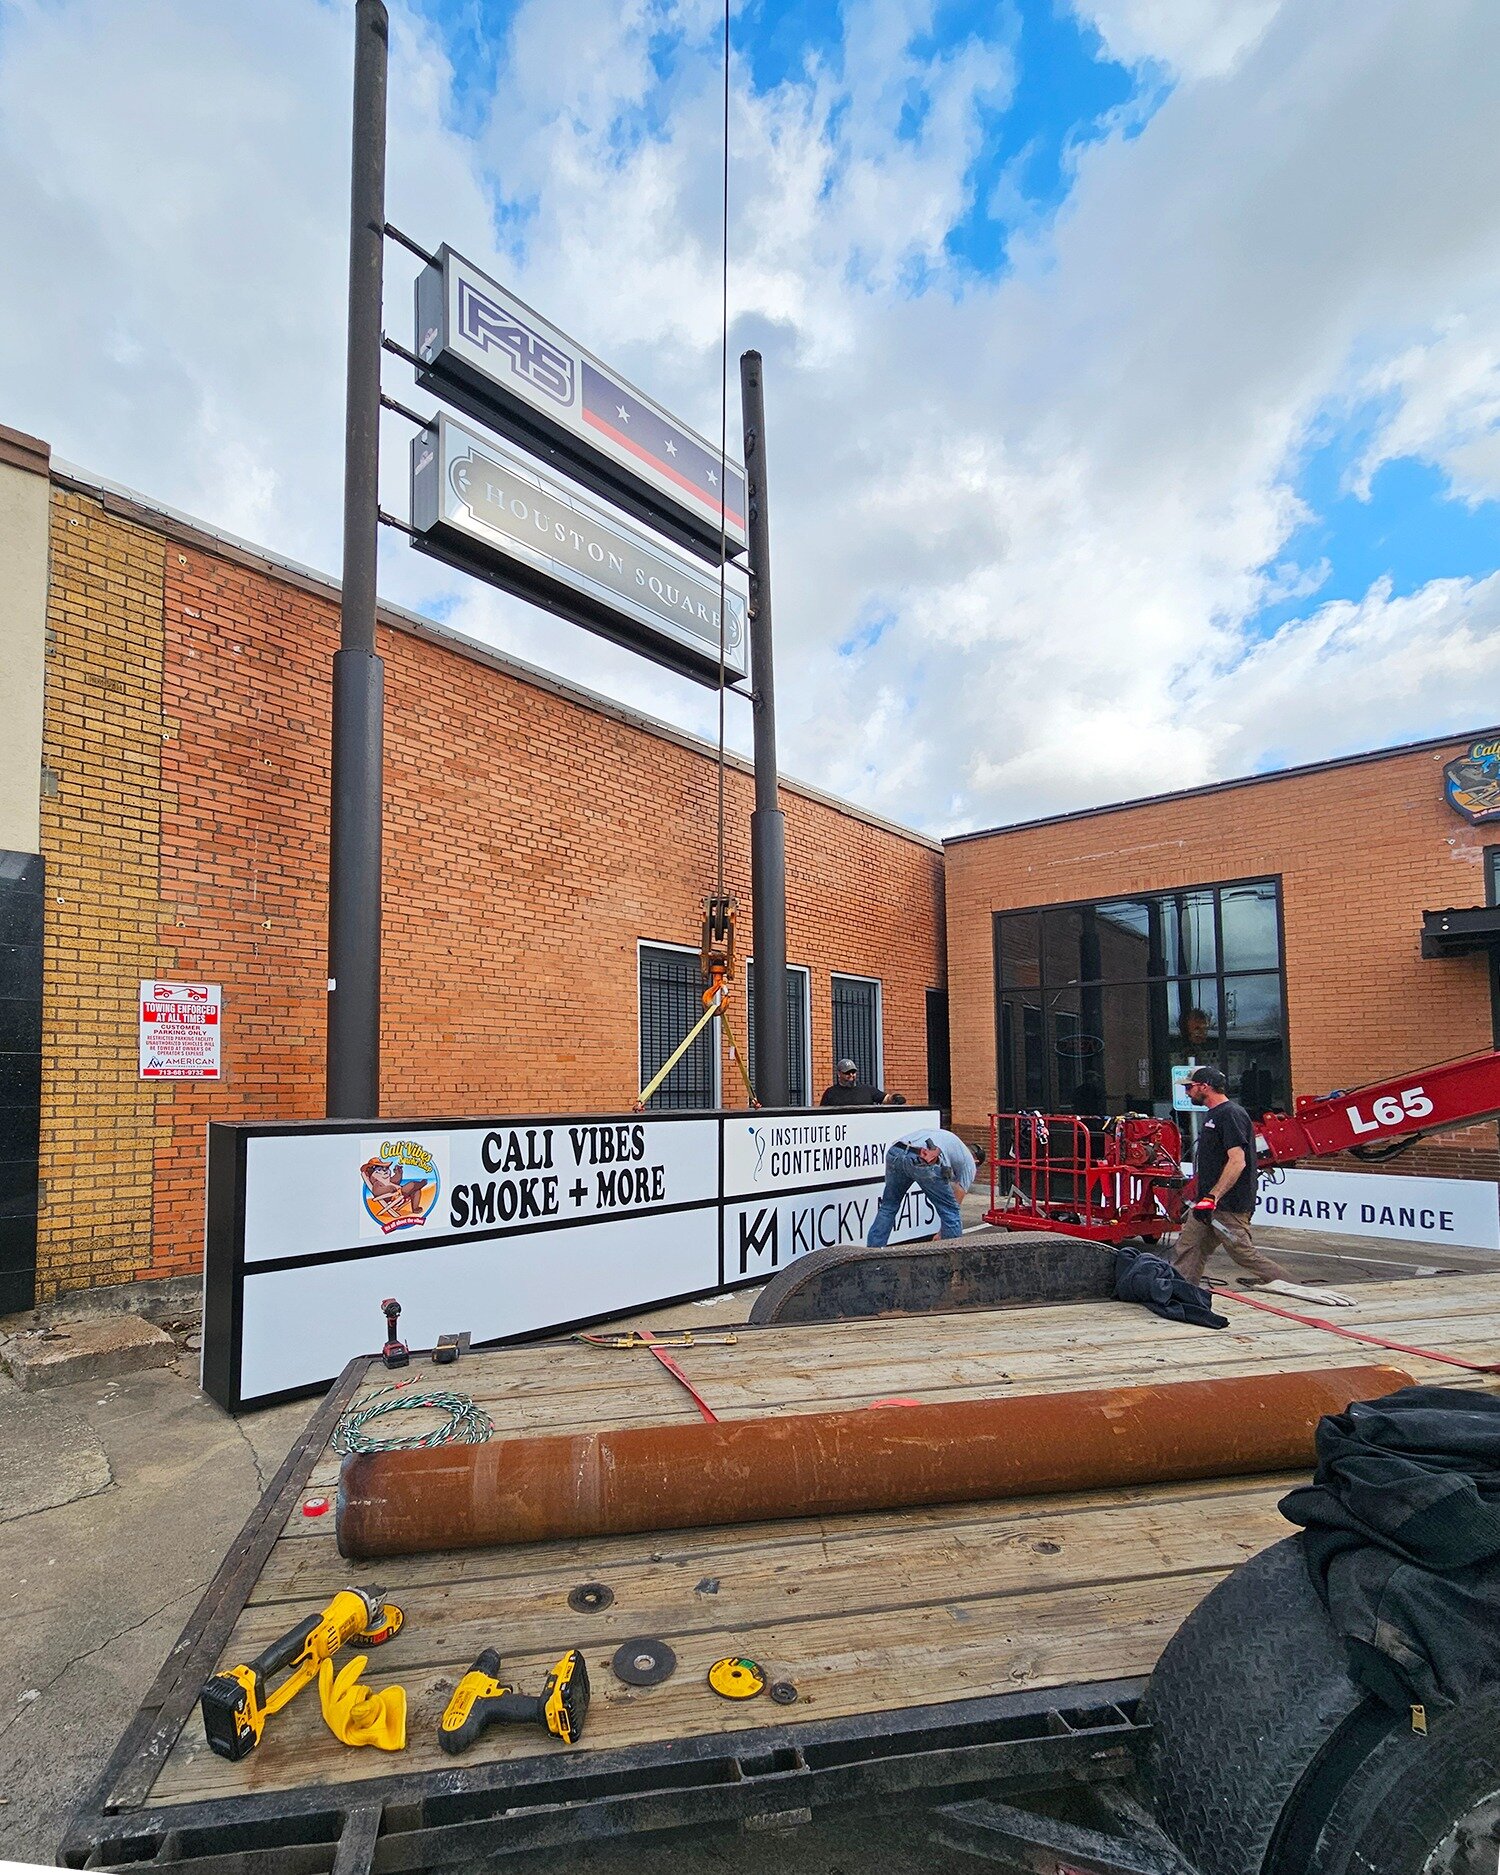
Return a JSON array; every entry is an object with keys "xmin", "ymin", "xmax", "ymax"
[{"xmin": 336, "ymin": 1365, "xmax": 1409, "ymax": 1559}]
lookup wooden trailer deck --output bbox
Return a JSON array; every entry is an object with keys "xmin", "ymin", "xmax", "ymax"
[{"xmin": 137, "ymin": 1274, "xmax": 1500, "ymax": 1815}]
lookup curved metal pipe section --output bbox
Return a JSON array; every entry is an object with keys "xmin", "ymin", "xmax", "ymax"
[
  {"xmin": 747, "ymin": 1230, "xmax": 1117, "ymax": 1326},
  {"xmin": 337, "ymin": 1364, "xmax": 1409, "ymax": 1559}
]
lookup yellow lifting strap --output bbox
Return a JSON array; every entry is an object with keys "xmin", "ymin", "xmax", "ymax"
[
  {"xmin": 718, "ymin": 999, "xmax": 758, "ymax": 1107},
  {"xmin": 634, "ymin": 985, "xmax": 726, "ymax": 1112},
  {"xmin": 633, "ymin": 895, "xmax": 760, "ymax": 1112}
]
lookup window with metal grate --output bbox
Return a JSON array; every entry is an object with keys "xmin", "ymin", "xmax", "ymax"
[
  {"xmin": 746, "ymin": 962, "xmax": 811, "ymax": 1107},
  {"xmin": 638, "ymin": 943, "xmax": 719, "ymax": 1110},
  {"xmin": 832, "ymin": 973, "xmax": 882, "ymax": 1088}
]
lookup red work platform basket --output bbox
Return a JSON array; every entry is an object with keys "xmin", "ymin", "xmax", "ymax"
[{"xmin": 985, "ymin": 1112, "xmax": 1187, "ymax": 1244}]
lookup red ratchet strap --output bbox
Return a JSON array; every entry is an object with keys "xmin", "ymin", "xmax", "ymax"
[
  {"xmin": 1213, "ymin": 1285, "xmax": 1500, "ymax": 1375},
  {"xmin": 635, "ymin": 1328, "xmax": 720, "ymax": 1422}
]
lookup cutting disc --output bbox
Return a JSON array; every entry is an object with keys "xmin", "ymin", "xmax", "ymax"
[
  {"xmin": 611, "ymin": 1637, "xmax": 676, "ymax": 1687},
  {"xmin": 708, "ymin": 1656, "xmax": 766, "ymax": 1699}
]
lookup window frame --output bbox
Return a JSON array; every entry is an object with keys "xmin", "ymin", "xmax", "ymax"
[{"xmin": 636, "ymin": 938, "xmax": 722, "ymax": 1110}]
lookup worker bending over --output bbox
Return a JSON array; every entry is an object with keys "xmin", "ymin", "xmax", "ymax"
[{"xmin": 868, "ymin": 1128, "xmax": 982, "ymax": 1246}]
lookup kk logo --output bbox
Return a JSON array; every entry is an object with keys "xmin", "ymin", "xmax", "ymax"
[
  {"xmin": 458, "ymin": 280, "xmax": 574, "ymax": 407},
  {"xmin": 738, "ymin": 1206, "xmax": 780, "ymax": 1275}
]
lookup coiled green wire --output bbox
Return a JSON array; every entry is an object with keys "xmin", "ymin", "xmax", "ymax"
[{"xmin": 332, "ymin": 1385, "xmax": 494, "ymax": 1454}]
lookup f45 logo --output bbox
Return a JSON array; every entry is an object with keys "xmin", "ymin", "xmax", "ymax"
[
  {"xmin": 458, "ymin": 280, "xmax": 573, "ymax": 406},
  {"xmin": 1346, "ymin": 1084, "xmax": 1434, "ymax": 1136}
]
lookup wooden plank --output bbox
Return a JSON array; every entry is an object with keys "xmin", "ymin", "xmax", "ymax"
[
  {"xmin": 250, "ymin": 1472, "xmax": 1293, "ymax": 1605},
  {"xmin": 354, "ymin": 1279, "xmax": 1500, "ymax": 1411},
  {"xmin": 311, "ymin": 1336, "xmax": 1490, "ymax": 1446},
  {"xmin": 145, "ymin": 1567, "xmax": 1225, "ymax": 1808},
  {"xmin": 216, "ymin": 1486, "xmax": 1292, "ymax": 1669}
]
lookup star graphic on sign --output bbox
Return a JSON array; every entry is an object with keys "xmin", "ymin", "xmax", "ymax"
[
  {"xmin": 664, "ymin": 438, "xmax": 677, "ymax": 456},
  {"xmin": 616, "ymin": 404, "xmax": 629, "ymax": 423},
  {"xmin": 707, "ymin": 467, "xmax": 718, "ymax": 485}
]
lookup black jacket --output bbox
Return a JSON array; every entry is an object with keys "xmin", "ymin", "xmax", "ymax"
[
  {"xmin": 1279, "ymin": 1385, "xmax": 1500, "ymax": 1710},
  {"xmin": 819, "ymin": 1082, "xmax": 883, "ymax": 1107},
  {"xmin": 1112, "ymin": 1247, "xmax": 1227, "ymax": 1329}
]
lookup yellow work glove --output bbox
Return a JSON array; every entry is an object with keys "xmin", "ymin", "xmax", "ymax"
[{"xmin": 318, "ymin": 1653, "xmax": 407, "ymax": 1750}]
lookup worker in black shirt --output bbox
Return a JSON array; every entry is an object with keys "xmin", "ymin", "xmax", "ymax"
[
  {"xmin": 819, "ymin": 1057, "xmax": 883, "ymax": 1106},
  {"xmin": 1171, "ymin": 1065, "xmax": 1291, "ymax": 1288}
]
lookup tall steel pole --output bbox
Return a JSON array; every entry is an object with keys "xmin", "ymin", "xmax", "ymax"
[
  {"xmin": 327, "ymin": 0, "xmax": 388, "ymax": 1118},
  {"xmin": 739, "ymin": 351, "xmax": 789, "ymax": 1107}
]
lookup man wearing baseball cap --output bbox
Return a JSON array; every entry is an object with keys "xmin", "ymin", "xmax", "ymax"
[
  {"xmin": 1172, "ymin": 1064, "xmax": 1290, "ymax": 1287},
  {"xmin": 819, "ymin": 1057, "xmax": 883, "ymax": 1106}
]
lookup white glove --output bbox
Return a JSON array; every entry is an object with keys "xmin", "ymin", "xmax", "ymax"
[{"xmin": 1263, "ymin": 1278, "xmax": 1356, "ymax": 1309}]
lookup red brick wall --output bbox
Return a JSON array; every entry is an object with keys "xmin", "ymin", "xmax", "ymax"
[
  {"xmin": 132, "ymin": 536, "xmax": 942, "ymax": 1284},
  {"xmin": 944, "ymin": 742, "xmax": 1499, "ymax": 1184}
]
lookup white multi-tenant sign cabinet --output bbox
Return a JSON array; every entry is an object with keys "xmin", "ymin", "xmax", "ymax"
[{"xmin": 204, "ymin": 1106, "xmax": 938, "ymax": 1409}]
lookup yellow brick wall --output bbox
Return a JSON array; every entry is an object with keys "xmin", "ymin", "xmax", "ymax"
[{"xmin": 36, "ymin": 489, "xmax": 168, "ymax": 1297}]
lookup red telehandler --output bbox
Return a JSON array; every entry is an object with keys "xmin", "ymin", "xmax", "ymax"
[{"xmin": 985, "ymin": 1045, "xmax": 1500, "ymax": 1244}]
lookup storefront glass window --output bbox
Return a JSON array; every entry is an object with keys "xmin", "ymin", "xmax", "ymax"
[
  {"xmin": 1219, "ymin": 881, "xmax": 1280, "ymax": 971},
  {"xmin": 1168, "ymin": 977, "xmax": 1220, "ymax": 1056},
  {"xmin": 1095, "ymin": 900, "xmax": 1163, "ymax": 979},
  {"xmin": 1159, "ymin": 889, "xmax": 1217, "ymax": 976},
  {"xmin": 994, "ymin": 877, "xmax": 1287, "ymax": 1122},
  {"xmin": 996, "ymin": 912, "xmax": 1042, "ymax": 989}
]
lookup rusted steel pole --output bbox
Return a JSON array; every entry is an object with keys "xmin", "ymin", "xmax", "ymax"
[{"xmin": 337, "ymin": 1365, "xmax": 1408, "ymax": 1559}]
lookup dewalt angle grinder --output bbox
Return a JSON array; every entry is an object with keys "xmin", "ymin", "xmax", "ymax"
[
  {"xmin": 200, "ymin": 1586, "xmax": 404, "ymax": 1760},
  {"xmin": 439, "ymin": 1646, "xmax": 590, "ymax": 1752}
]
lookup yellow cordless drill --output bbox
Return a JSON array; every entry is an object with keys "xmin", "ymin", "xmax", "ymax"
[
  {"xmin": 439, "ymin": 1647, "xmax": 590, "ymax": 1752},
  {"xmin": 200, "ymin": 1586, "xmax": 404, "ymax": 1761}
]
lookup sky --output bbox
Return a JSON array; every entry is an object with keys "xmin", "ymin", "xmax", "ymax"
[{"xmin": 0, "ymin": 0, "xmax": 1497, "ymax": 835}]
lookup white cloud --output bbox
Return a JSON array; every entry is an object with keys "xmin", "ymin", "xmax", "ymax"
[
  {"xmin": 1354, "ymin": 310, "xmax": 1500, "ymax": 504},
  {"xmin": 0, "ymin": 0, "xmax": 493, "ymax": 553},
  {"xmin": 1, "ymin": 0, "xmax": 1498, "ymax": 840},
  {"xmin": 1198, "ymin": 572, "xmax": 1500, "ymax": 773},
  {"xmin": 1070, "ymin": 0, "xmax": 1286, "ymax": 79}
]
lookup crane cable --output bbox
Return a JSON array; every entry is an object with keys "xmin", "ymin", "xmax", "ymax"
[
  {"xmin": 635, "ymin": 2, "xmax": 757, "ymax": 1114},
  {"xmin": 715, "ymin": 0, "xmax": 730, "ymax": 900},
  {"xmin": 712, "ymin": 0, "xmax": 757, "ymax": 1109}
]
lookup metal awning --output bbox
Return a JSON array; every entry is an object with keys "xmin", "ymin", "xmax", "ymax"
[{"xmin": 1421, "ymin": 904, "xmax": 1500, "ymax": 958}]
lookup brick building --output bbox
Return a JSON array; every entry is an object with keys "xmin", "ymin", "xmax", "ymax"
[
  {"xmin": 0, "ymin": 427, "xmax": 945, "ymax": 1309},
  {"xmin": 945, "ymin": 737, "xmax": 1500, "ymax": 1238},
  {"xmin": 5, "ymin": 413, "xmax": 1498, "ymax": 1310}
]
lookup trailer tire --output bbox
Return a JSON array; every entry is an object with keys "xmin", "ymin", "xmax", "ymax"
[
  {"xmin": 1144, "ymin": 1534, "xmax": 1366, "ymax": 1875},
  {"xmin": 1265, "ymin": 1688, "xmax": 1500, "ymax": 1875}
]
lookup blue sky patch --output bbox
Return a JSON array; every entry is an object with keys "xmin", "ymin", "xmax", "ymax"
[
  {"xmin": 1248, "ymin": 417, "xmax": 1500, "ymax": 640},
  {"xmin": 839, "ymin": 604, "xmax": 897, "ymax": 657},
  {"xmin": 945, "ymin": 2, "xmax": 1140, "ymax": 276}
]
